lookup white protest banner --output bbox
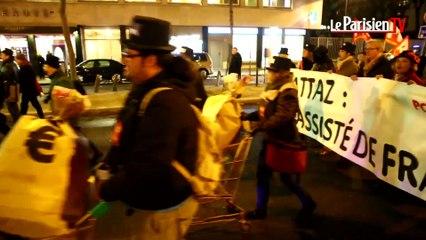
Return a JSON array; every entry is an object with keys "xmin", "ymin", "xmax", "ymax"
[{"xmin": 292, "ymin": 69, "xmax": 426, "ymax": 201}]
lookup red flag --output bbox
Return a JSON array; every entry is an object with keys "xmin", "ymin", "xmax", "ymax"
[
  {"xmin": 385, "ymin": 21, "xmax": 403, "ymax": 46},
  {"xmin": 391, "ymin": 36, "xmax": 410, "ymax": 56},
  {"xmin": 353, "ymin": 32, "xmax": 372, "ymax": 43}
]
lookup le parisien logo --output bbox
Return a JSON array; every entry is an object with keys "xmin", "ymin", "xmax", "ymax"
[{"xmin": 323, "ymin": 16, "xmax": 406, "ymax": 34}]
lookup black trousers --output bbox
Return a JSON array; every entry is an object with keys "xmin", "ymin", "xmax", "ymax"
[{"xmin": 20, "ymin": 94, "xmax": 44, "ymax": 118}]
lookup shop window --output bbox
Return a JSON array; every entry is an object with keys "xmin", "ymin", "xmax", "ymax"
[
  {"xmin": 207, "ymin": 0, "xmax": 239, "ymax": 5},
  {"xmin": 244, "ymin": 0, "xmax": 257, "ymax": 7},
  {"xmin": 263, "ymin": 0, "xmax": 291, "ymax": 8},
  {"xmin": 27, "ymin": 0, "xmax": 60, "ymax": 2}
]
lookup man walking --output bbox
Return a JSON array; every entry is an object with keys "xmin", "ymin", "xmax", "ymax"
[
  {"xmin": 94, "ymin": 16, "xmax": 199, "ymax": 240},
  {"xmin": 0, "ymin": 48, "xmax": 21, "ymax": 123},
  {"xmin": 228, "ymin": 47, "xmax": 242, "ymax": 78}
]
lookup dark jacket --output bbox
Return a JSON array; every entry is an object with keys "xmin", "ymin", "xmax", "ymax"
[
  {"xmin": 18, "ymin": 64, "xmax": 39, "ymax": 97},
  {"xmin": 0, "ymin": 58, "xmax": 19, "ymax": 102},
  {"xmin": 246, "ymin": 80, "xmax": 299, "ymax": 142},
  {"xmin": 358, "ymin": 55, "xmax": 393, "ymax": 79},
  {"xmin": 229, "ymin": 52, "xmax": 242, "ymax": 77},
  {"xmin": 100, "ymin": 72, "xmax": 198, "ymax": 210},
  {"xmin": 300, "ymin": 57, "xmax": 314, "ymax": 70},
  {"xmin": 45, "ymin": 69, "xmax": 74, "ymax": 103}
]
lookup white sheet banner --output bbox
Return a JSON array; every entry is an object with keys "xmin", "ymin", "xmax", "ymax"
[{"xmin": 292, "ymin": 69, "xmax": 426, "ymax": 201}]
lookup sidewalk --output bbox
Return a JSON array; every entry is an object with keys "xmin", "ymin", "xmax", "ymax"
[{"xmin": 6, "ymin": 82, "xmax": 265, "ymax": 117}]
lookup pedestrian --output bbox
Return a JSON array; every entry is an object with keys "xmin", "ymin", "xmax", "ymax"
[
  {"xmin": 228, "ymin": 47, "xmax": 242, "ymax": 78},
  {"xmin": 298, "ymin": 43, "xmax": 315, "ymax": 70},
  {"xmin": 241, "ymin": 56, "xmax": 316, "ymax": 220},
  {"xmin": 15, "ymin": 53, "xmax": 44, "ymax": 118},
  {"xmin": 93, "ymin": 16, "xmax": 199, "ymax": 240},
  {"xmin": 0, "ymin": 48, "xmax": 21, "ymax": 123}
]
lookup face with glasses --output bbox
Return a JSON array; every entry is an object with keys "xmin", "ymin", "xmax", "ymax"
[
  {"xmin": 365, "ymin": 43, "xmax": 381, "ymax": 60},
  {"xmin": 121, "ymin": 49, "xmax": 146, "ymax": 83}
]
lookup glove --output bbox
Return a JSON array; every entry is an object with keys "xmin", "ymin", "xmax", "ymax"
[{"xmin": 43, "ymin": 97, "xmax": 50, "ymax": 104}]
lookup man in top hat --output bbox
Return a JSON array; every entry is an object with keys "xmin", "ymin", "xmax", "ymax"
[
  {"xmin": 278, "ymin": 48, "xmax": 296, "ymax": 68},
  {"xmin": 94, "ymin": 16, "xmax": 199, "ymax": 240},
  {"xmin": 298, "ymin": 43, "xmax": 315, "ymax": 70},
  {"xmin": 42, "ymin": 55, "xmax": 74, "ymax": 105},
  {"xmin": 241, "ymin": 56, "xmax": 317, "ymax": 219},
  {"xmin": 0, "ymin": 48, "xmax": 21, "ymax": 122},
  {"xmin": 336, "ymin": 42, "xmax": 359, "ymax": 77}
]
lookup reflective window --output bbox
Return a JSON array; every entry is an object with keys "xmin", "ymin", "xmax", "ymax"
[
  {"xmin": 244, "ymin": 0, "xmax": 257, "ymax": 7},
  {"xmin": 207, "ymin": 0, "xmax": 239, "ymax": 5},
  {"xmin": 263, "ymin": 0, "xmax": 291, "ymax": 8},
  {"xmin": 79, "ymin": 0, "xmax": 118, "ymax": 2}
]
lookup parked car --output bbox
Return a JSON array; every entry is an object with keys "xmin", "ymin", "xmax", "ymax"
[
  {"xmin": 76, "ymin": 59, "xmax": 124, "ymax": 83},
  {"xmin": 194, "ymin": 52, "xmax": 213, "ymax": 79}
]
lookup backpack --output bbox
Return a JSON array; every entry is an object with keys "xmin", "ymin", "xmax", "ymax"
[{"xmin": 139, "ymin": 87, "xmax": 223, "ymax": 197}]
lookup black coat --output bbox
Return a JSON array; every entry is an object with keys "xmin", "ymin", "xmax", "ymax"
[
  {"xmin": 229, "ymin": 52, "xmax": 242, "ymax": 77},
  {"xmin": 18, "ymin": 64, "xmax": 39, "ymax": 97},
  {"xmin": 358, "ymin": 55, "xmax": 393, "ymax": 79},
  {"xmin": 100, "ymin": 72, "xmax": 198, "ymax": 210}
]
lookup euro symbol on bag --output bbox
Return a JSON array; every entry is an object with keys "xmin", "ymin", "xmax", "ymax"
[{"xmin": 25, "ymin": 125, "xmax": 63, "ymax": 163}]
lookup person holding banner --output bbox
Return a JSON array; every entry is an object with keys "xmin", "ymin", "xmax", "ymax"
[
  {"xmin": 356, "ymin": 39, "xmax": 393, "ymax": 79},
  {"xmin": 242, "ymin": 56, "xmax": 316, "ymax": 220},
  {"xmin": 392, "ymin": 50, "xmax": 426, "ymax": 86},
  {"xmin": 336, "ymin": 42, "xmax": 359, "ymax": 77}
]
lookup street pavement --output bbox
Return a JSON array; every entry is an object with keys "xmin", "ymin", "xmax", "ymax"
[{"xmin": 0, "ymin": 76, "xmax": 425, "ymax": 239}]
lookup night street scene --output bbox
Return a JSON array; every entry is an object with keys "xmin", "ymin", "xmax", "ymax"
[{"xmin": 0, "ymin": 0, "xmax": 425, "ymax": 240}]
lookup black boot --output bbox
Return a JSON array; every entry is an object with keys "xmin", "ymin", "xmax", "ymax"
[{"xmin": 246, "ymin": 208, "xmax": 267, "ymax": 220}]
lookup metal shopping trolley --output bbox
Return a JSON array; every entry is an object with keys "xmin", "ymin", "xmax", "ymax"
[{"xmin": 191, "ymin": 134, "xmax": 253, "ymax": 232}]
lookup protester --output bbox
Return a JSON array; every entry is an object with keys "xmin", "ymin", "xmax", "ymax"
[
  {"xmin": 336, "ymin": 42, "xmax": 359, "ymax": 77},
  {"xmin": 0, "ymin": 48, "xmax": 21, "ymax": 123},
  {"xmin": 312, "ymin": 45, "xmax": 336, "ymax": 72},
  {"xmin": 392, "ymin": 50, "xmax": 426, "ymax": 86},
  {"xmin": 278, "ymin": 48, "xmax": 296, "ymax": 68},
  {"xmin": 311, "ymin": 46, "xmax": 335, "ymax": 155},
  {"xmin": 94, "ymin": 16, "xmax": 199, "ymax": 240},
  {"xmin": 228, "ymin": 47, "xmax": 242, "ymax": 78},
  {"xmin": 15, "ymin": 53, "xmax": 44, "ymax": 118},
  {"xmin": 356, "ymin": 39, "xmax": 393, "ymax": 79},
  {"xmin": 298, "ymin": 43, "xmax": 315, "ymax": 70},
  {"xmin": 180, "ymin": 46, "xmax": 208, "ymax": 109},
  {"xmin": 241, "ymin": 56, "xmax": 316, "ymax": 220},
  {"xmin": 42, "ymin": 55, "xmax": 74, "ymax": 106},
  {"xmin": 36, "ymin": 54, "xmax": 45, "ymax": 79}
]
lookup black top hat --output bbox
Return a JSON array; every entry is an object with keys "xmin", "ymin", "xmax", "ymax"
[
  {"xmin": 267, "ymin": 56, "xmax": 293, "ymax": 72},
  {"xmin": 304, "ymin": 43, "xmax": 315, "ymax": 52},
  {"xmin": 181, "ymin": 46, "xmax": 195, "ymax": 60},
  {"xmin": 123, "ymin": 16, "xmax": 176, "ymax": 52},
  {"xmin": 279, "ymin": 48, "xmax": 289, "ymax": 55},
  {"xmin": 340, "ymin": 42, "xmax": 356, "ymax": 55},
  {"xmin": 1, "ymin": 48, "xmax": 13, "ymax": 57},
  {"xmin": 45, "ymin": 55, "xmax": 60, "ymax": 69}
]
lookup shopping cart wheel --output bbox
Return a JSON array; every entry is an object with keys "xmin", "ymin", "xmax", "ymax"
[{"xmin": 240, "ymin": 221, "xmax": 252, "ymax": 232}]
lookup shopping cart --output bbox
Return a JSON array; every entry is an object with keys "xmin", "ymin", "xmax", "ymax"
[{"xmin": 191, "ymin": 134, "xmax": 253, "ymax": 232}]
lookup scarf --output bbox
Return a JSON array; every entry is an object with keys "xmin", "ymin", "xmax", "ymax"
[
  {"xmin": 337, "ymin": 56, "xmax": 354, "ymax": 72},
  {"xmin": 363, "ymin": 53, "xmax": 383, "ymax": 76}
]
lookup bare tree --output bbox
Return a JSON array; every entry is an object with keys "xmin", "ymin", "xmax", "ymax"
[{"xmin": 59, "ymin": 0, "xmax": 77, "ymax": 81}]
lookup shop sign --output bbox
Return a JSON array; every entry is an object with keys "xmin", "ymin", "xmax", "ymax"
[{"xmin": 0, "ymin": 8, "xmax": 54, "ymax": 18}]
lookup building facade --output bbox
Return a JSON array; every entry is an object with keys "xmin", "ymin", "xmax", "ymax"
[{"xmin": 0, "ymin": 0, "xmax": 323, "ymax": 72}]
